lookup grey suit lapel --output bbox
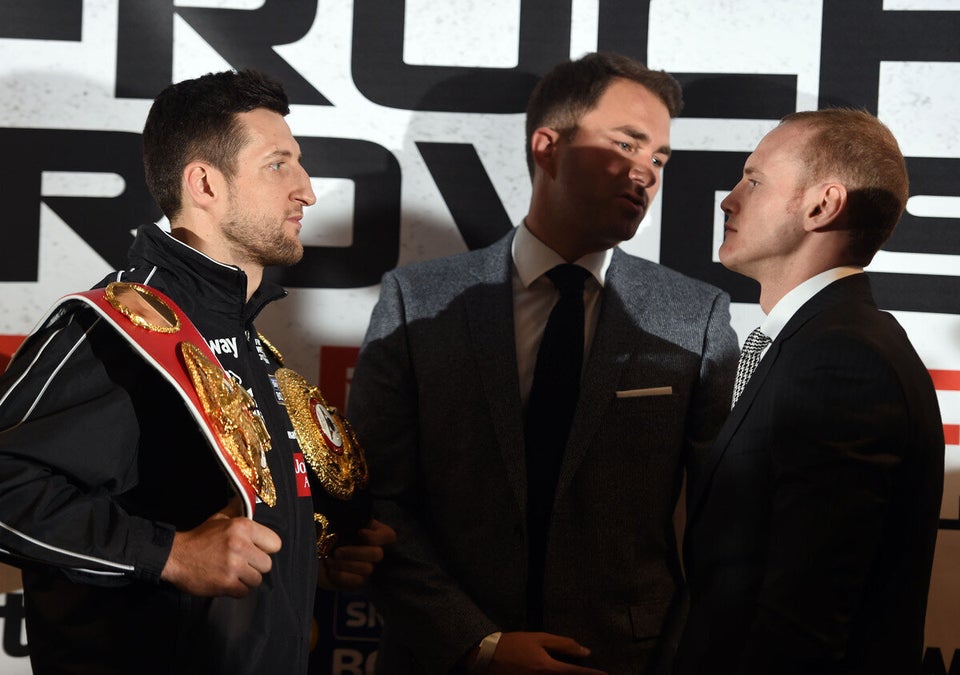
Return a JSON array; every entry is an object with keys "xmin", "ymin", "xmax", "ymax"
[
  {"xmin": 463, "ymin": 232, "xmax": 528, "ymax": 514},
  {"xmin": 555, "ymin": 249, "xmax": 642, "ymax": 499}
]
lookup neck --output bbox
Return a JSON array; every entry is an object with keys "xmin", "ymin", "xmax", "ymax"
[
  {"xmin": 752, "ymin": 239, "xmax": 854, "ymax": 313},
  {"xmin": 524, "ymin": 217, "xmax": 577, "ymax": 262},
  {"xmin": 169, "ymin": 223, "xmax": 260, "ymax": 301},
  {"xmin": 757, "ymin": 263, "xmax": 859, "ymax": 314}
]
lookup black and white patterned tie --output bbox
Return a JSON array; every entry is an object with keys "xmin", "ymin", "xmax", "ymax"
[{"xmin": 731, "ymin": 327, "xmax": 771, "ymax": 408}]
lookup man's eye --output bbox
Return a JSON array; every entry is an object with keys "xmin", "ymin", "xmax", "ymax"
[
  {"xmin": 269, "ymin": 162, "xmax": 283, "ymax": 171},
  {"xmin": 618, "ymin": 141, "xmax": 633, "ymax": 152}
]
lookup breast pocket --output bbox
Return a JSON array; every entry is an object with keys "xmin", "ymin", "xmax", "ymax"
[{"xmin": 614, "ymin": 386, "xmax": 675, "ymax": 412}]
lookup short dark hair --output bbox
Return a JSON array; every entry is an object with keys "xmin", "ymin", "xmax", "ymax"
[
  {"xmin": 524, "ymin": 52, "xmax": 683, "ymax": 176},
  {"xmin": 780, "ymin": 109, "xmax": 909, "ymax": 266},
  {"xmin": 142, "ymin": 69, "xmax": 290, "ymax": 220}
]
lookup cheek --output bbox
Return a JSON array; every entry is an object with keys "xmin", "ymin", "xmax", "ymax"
[{"xmin": 573, "ymin": 152, "xmax": 620, "ymax": 178}]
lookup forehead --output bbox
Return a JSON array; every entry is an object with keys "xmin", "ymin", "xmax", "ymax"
[
  {"xmin": 747, "ymin": 123, "xmax": 810, "ymax": 164},
  {"xmin": 234, "ymin": 108, "xmax": 299, "ymax": 156},
  {"xmin": 581, "ymin": 78, "xmax": 670, "ymax": 129},
  {"xmin": 746, "ymin": 123, "xmax": 811, "ymax": 176}
]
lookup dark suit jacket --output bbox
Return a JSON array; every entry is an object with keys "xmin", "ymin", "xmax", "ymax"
[
  {"xmin": 677, "ymin": 273, "xmax": 944, "ymax": 675},
  {"xmin": 348, "ymin": 231, "xmax": 739, "ymax": 674}
]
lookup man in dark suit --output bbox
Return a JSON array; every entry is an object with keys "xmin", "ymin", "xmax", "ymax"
[
  {"xmin": 348, "ymin": 52, "xmax": 739, "ymax": 674},
  {"xmin": 676, "ymin": 109, "xmax": 945, "ymax": 675}
]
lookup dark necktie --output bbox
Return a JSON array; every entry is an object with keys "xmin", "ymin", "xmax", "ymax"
[
  {"xmin": 523, "ymin": 263, "xmax": 590, "ymax": 629},
  {"xmin": 732, "ymin": 327, "xmax": 771, "ymax": 408}
]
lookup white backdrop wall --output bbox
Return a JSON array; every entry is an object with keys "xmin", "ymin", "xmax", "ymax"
[{"xmin": 0, "ymin": 1, "xmax": 958, "ymax": 672}]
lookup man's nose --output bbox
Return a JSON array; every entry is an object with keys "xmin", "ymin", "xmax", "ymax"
[{"xmin": 629, "ymin": 161, "xmax": 655, "ymax": 188}]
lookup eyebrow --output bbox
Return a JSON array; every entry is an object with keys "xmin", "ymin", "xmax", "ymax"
[
  {"xmin": 614, "ymin": 125, "xmax": 672, "ymax": 157},
  {"xmin": 263, "ymin": 148, "xmax": 302, "ymax": 162}
]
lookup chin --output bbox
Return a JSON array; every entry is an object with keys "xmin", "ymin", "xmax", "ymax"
[
  {"xmin": 717, "ymin": 252, "xmax": 737, "ymax": 273},
  {"xmin": 288, "ymin": 247, "xmax": 305, "ymax": 266},
  {"xmin": 604, "ymin": 222, "xmax": 641, "ymax": 246}
]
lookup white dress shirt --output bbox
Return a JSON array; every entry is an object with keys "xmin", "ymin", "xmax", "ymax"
[{"xmin": 511, "ymin": 222, "xmax": 612, "ymax": 406}]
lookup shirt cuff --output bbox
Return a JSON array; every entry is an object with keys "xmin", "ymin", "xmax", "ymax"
[{"xmin": 469, "ymin": 631, "xmax": 502, "ymax": 674}]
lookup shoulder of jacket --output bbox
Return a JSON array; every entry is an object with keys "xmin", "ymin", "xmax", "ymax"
[{"xmin": 611, "ymin": 251, "xmax": 726, "ymax": 300}]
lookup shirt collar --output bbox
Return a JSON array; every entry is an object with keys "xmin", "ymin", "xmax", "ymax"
[
  {"xmin": 760, "ymin": 266, "xmax": 863, "ymax": 341},
  {"xmin": 512, "ymin": 221, "xmax": 612, "ymax": 288}
]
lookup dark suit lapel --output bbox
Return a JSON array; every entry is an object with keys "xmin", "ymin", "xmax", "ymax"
[
  {"xmin": 686, "ymin": 273, "xmax": 877, "ymax": 523},
  {"xmin": 463, "ymin": 232, "xmax": 528, "ymax": 513},
  {"xmin": 685, "ymin": 338, "xmax": 782, "ymax": 521},
  {"xmin": 555, "ymin": 250, "xmax": 640, "ymax": 499}
]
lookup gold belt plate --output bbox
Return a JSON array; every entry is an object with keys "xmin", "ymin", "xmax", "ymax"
[{"xmin": 180, "ymin": 342, "xmax": 277, "ymax": 507}]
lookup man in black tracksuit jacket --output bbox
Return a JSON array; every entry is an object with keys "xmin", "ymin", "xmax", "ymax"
[{"xmin": 0, "ymin": 71, "xmax": 394, "ymax": 673}]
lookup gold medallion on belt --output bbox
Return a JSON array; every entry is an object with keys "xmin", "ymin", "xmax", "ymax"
[
  {"xmin": 275, "ymin": 368, "xmax": 368, "ymax": 498},
  {"xmin": 274, "ymin": 368, "xmax": 369, "ymax": 556}
]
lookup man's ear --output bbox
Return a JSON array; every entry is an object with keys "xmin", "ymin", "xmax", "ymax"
[
  {"xmin": 182, "ymin": 161, "xmax": 223, "ymax": 208},
  {"xmin": 804, "ymin": 182, "xmax": 847, "ymax": 232},
  {"xmin": 530, "ymin": 127, "xmax": 561, "ymax": 179}
]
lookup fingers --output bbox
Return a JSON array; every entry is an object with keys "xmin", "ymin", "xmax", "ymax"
[
  {"xmin": 537, "ymin": 634, "xmax": 606, "ymax": 675},
  {"xmin": 330, "ymin": 542, "xmax": 384, "ymax": 565},
  {"xmin": 536, "ymin": 632, "xmax": 591, "ymax": 658},
  {"xmin": 161, "ymin": 513, "xmax": 282, "ymax": 598},
  {"xmin": 489, "ymin": 632, "xmax": 607, "ymax": 675},
  {"xmin": 317, "ymin": 546, "xmax": 381, "ymax": 591},
  {"xmin": 248, "ymin": 519, "xmax": 282, "ymax": 555},
  {"xmin": 319, "ymin": 558, "xmax": 370, "ymax": 591},
  {"xmin": 354, "ymin": 519, "xmax": 398, "ymax": 547},
  {"xmin": 316, "ymin": 519, "xmax": 396, "ymax": 591}
]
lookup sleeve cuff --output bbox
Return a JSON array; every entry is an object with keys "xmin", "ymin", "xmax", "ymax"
[
  {"xmin": 132, "ymin": 521, "xmax": 176, "ymax": 584},
  {"xmin": 469, "ymin": 631, "xmax": 502, "ymax": 674}
]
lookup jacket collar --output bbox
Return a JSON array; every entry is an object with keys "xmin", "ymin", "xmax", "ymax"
[{"xmin": 127, "ymin": 224, "xmax": 287, "ymax": 326}]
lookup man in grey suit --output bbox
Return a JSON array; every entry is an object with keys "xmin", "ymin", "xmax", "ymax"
[{"xmin": 348, "ymin": 52, "xmax": 739, "ymax": 674}]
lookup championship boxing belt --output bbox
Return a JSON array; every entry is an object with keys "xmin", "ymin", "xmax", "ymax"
[
  {"xmin": 36, "ymin": 281, "xmax": 276, "ymax": 518},
  {"xmin": 274, "ymin": 368, "xmax": 370, "ymax": 557}
]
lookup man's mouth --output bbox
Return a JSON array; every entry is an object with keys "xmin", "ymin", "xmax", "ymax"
[{"xmin": 621, "ymin": 191, "xmax": 647, "ymax": 213}]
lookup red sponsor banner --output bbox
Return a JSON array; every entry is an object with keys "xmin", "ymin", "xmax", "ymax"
[
  {"xmin": 930, "ymin": 370, "xmax": 960, "ymax": 446},
  {"xmin": 318, "ymin": 345, "xmax": 360, "ymax": 413},
  {"xmin": 931, "ymin": 370, "xmax": 960, "ymax": 391},
  {"xmin": 0, "ymin": 335, "xmax": 26, "ymax": 373}
]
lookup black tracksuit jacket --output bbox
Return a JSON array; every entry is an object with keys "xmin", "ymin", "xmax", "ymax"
[{"xmin": 0, "ymin": 224, "xmax": 319, "ymax": 674}]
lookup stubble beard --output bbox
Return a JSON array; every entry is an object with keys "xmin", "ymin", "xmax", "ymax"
[{"xmin": 222, "ymin": 207, "xmax": 304, "ymax": 269}]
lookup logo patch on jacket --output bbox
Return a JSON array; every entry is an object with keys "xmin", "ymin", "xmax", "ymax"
[
  {"xmin": 293, "ymin": 452, "xmax": 311, "ymax": 497},
  {"xmin": 206, "ymin": 336, "xmax": 239, "ymax": 360}
]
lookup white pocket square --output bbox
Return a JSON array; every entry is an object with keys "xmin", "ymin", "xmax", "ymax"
[{"xmin": 616, "ymin": 386, "xmax": 673, "ymax": 398}]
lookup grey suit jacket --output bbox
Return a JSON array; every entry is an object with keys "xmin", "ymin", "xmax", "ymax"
[{"xmin": 348, "ymin": 231, "xmax": 738, "ymax": 674}]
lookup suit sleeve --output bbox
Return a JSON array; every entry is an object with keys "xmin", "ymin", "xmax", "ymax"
[
  {"xmin": 0, "ymin": 309, "xmax": 174, "ymax": 584},
  {"xmin": 736, "ymin": 329, "xmax": 917, "ymax": 673},
  {"xmin": 348, "ymin": 272, "xmax": 498, "ymax": 673}
]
